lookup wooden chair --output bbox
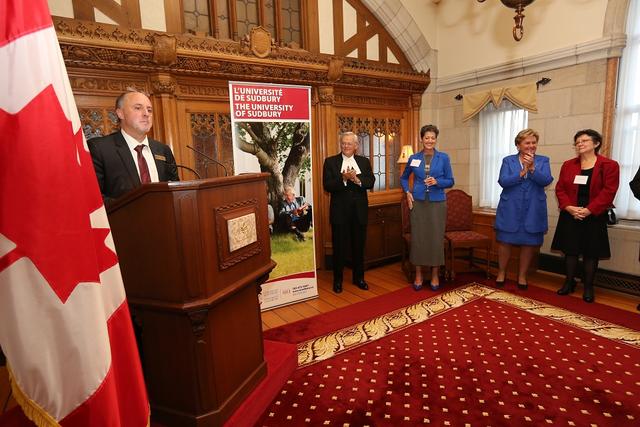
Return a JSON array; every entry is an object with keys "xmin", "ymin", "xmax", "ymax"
[{"xmin": 444, "ymin": 189, "xmax": 491, "ymax": 281}]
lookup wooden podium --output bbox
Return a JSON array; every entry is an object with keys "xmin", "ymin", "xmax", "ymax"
[{"xmin": 107, "ymin": 173, "xmax": 275, "ymax": 427}]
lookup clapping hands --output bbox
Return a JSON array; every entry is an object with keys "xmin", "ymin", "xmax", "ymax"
[{"xmin": 342, "ymin": 166, "xmax": 361, "ymax": 185}]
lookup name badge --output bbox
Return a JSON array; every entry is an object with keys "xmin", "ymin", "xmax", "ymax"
[
  {"xmin": 573, "ymin": 175, "xmax": 588, "ymax": 185},
  {"xmin": 410, "ymin": 159, "xmax": 421, "ymax": 167},
  {"xmin": 154, "ymin": 154, "xmax": 167, "ymax": 161}
]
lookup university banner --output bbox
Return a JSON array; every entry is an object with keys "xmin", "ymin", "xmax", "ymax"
[
  {"xmin": 229, "ymin": 82, "xmax": 317, "ymax": 311},
  {"xmin": 0, "ymin": 0, "xmax": 149, "ymax": 425}
]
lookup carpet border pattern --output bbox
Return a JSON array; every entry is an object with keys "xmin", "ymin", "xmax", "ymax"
[{"xmin": 297, "ymin": 283, "xmax": 640, "ymax": 367}]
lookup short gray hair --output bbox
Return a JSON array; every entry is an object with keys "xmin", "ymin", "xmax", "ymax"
[
  {"xmin": 340, "ymin": 131, "xmax": 358, "ymax": 144},
  {"xmin": 115, "ymin": 87, "xmax": 150, "ymax": 110}
]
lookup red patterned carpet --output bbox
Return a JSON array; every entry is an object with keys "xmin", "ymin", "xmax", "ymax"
[{"xmin": 257, "ymin": 283, "xmax": 640, "ymax": 426}]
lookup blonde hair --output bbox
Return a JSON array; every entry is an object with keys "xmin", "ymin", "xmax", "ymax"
[{"xmin": 514, "ymin": 128, "xmax": 539, "ymax": 146}]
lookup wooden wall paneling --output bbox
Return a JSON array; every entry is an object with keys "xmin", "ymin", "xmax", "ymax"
[
  {"xmin": 229, "ymin": 0, "xmax": 239, "ymax": 40},
  {"xmin": 164, "ymin": 0, "xmax": 184, "ymax": 33},
  {"xmin": 54, "ymin": 10, "xmax": 429, "ymax": 274},
  {"xmin": 150, "ymin": 73, "xmax": 179, "ymax": 153},
  {"xmin": 69, "ymin": 69, "xmax": 151, "ymax": 139},
  {"xmin": 273, "ymin": 0, "xmax": 283, "ymax": 43},
  {"xmin": 410, "ymin": 93, "xmax": 422, "ymax": 151},
  {"xmin": 303, "ymin": 0, "xmax": 320, "ymax": 53},
  {"xmin": 332, "ymin": 0, "xmax": 345, "ymax": 56},
  {"xmin": 316, "ymin": 86, "xmax": 337, "ymax": 269},
  {"xmin": 175, "ymin": 97, "xmax": 231, "ymax": 180}
]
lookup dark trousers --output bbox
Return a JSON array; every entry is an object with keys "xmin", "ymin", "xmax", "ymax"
[{"xmin": 331, "ymin": 218, "xmax": 367, "ymax": 283}]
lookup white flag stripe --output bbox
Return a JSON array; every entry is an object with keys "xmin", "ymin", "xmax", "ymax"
[
  {"xmin": 0, "ymin": 233, "xmax": 17, "ymax": 258},
  {"xmin": 0, "ymin": 257, "xmax": 126, "ymax": 420},
  {"xmin": 0, "ymin": 26, "xmax": 81, "ymax": 133}
]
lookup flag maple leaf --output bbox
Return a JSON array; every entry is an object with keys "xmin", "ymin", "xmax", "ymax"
[{"xmin": 0, "ymin": 85, "xmax": 118, "ymax": 303}]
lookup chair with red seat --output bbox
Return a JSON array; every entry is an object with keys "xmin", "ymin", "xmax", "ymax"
[{"xmin": 444, "ymin": 189, "xmax": 491, "ymax": 281}]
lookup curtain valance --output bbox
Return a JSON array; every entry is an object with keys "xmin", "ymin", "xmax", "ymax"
[{"xmin": 462, "ymin": 83, "xmax": 537, "ymax": 122}]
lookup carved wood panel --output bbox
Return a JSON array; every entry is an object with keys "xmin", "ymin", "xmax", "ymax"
[{"xmin": 189, "ymin": 112, "xmax": 234, "ymax": 178}]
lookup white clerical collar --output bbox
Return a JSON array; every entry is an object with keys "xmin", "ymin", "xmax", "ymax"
[
  {"xmin": 121, "ymin": 129, "xmax": 149, "ymax": 151},
  {"xmin": 340, "ymin": 153, "xmax": 361, "ymax": 174}
]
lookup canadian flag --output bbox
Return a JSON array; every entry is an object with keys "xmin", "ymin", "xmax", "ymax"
[{"xmin": 0, "ymin": 1, "xmax": 149, "ymax": 426}]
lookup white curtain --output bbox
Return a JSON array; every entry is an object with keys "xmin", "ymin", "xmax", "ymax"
[
  {"xmin": 478, "ymin": 100, "xmax": 528, "ymax": 208},
  {"xmin": 612, "ymin": 0, "xmax": 640, "ymax": 219}
]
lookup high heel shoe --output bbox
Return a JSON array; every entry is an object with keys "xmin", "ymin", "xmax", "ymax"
[
  {"xmin": 557, "ymin": 279, "xmax": 576, "ymax": 296},
  {"xmin": 495, "ymin": 278, "xmax": 505, "ymax": 288},
  {"xmin": 412, "ymin": 281, "xmax": 423, "ymax": 291},
  {"xmin": 517, "ymin": 282, "xmax": 528, "ymax": 290},
  {"xmin": 430, "ymin": 282, "xmax": 440, "ymax": 291}
]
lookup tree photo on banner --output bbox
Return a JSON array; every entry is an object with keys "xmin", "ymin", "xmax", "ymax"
[{"xmin": 229, "ymin": 82, "xmax": 317, "ymax": 311}]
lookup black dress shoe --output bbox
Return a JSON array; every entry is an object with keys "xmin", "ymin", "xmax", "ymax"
[
  {"xmin": 583, "ymin": 286, "xmax": 594, "ymax": 303},
  {"xmin": 353, "ymin": 280, "xmax": 369, "ymax": 290},
  {"xmin": 333, "ymin": 281, "xmax": 343, "ymax": 293},
  {"xmin": 495, "ymin": 278, "xmax": 505, "ymax": 288},
  {"xmin": 557, "ymin": 279, "xmax": 576, "ymax": 295}
]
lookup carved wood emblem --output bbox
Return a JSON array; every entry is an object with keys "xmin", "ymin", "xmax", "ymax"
[
  {"xmin": 153, "ymin": 34, "xmax": 177, "ymax": 66},
  {"xmin": 215, "ymin": 199, "xmax": 262, "ymax": 270},
  {"xmin": 249, "ymin": 26, "xmax": 273, "ymax": 58}
]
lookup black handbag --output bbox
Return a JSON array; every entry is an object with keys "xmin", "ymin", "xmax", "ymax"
[{"xmin": 606, "ymin": 207, "xmax": 617, "ymax": 225}]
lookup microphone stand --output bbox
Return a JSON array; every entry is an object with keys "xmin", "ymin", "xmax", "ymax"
[
  {"xmin": 186, "ymin": 145, "xmax": 229, "ymax": 177},
  {"xmin": 174, "ymin": 164, "xmax": 202, "ymax": 179}
]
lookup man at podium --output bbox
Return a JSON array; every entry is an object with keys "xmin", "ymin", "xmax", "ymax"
[{"xmin": 88, "ymin": 89, "xmax": 179, "ymax": 204}]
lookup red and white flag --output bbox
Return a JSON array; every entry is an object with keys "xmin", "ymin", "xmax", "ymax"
[{"xmin": 0, "ymin": 1, "xmax": 149, "ymax": 425}]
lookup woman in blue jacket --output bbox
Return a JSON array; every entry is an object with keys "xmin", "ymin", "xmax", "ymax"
[
  {"xmin": 401, "ymin": 124, "xmax": 455, "ymax": 291},
  {"xmin": 494, "ymin": 128, "xmax": 553, "ymax": 289}
]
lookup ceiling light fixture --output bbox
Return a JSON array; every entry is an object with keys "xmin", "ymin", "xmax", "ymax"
[{"xmin": 477, "ymin": 0, "xmax": 536, "ymax": 41}]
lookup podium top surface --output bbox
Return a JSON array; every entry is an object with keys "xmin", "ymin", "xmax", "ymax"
[{"xmin": 106, "ymin": 173, "xmax": 269, "ymax": 213}]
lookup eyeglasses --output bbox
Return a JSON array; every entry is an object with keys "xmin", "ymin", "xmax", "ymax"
[{"xmin": 574, "ymin": 138, "xmax": 593, "ymax": 146}]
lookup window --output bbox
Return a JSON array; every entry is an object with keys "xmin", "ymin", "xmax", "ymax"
[
  {"xmin": 612, "ymin": 0, "xmax": 640, "ymax": 219},
  {"xmin": 478, "ymin": 100, "xmax": 528, "ymax": 208},
  {"xmin": 183, "ymin": 0, "xmax": 302, "ymax": 47},
  {"xmin": 337, "ymin": 115, "xmax": 402, "ymax": 192}
]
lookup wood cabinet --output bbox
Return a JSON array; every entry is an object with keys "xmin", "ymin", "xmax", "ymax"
[{"xmin": 364, "ymin": 202, "xmax": 403, "ymax": 267}]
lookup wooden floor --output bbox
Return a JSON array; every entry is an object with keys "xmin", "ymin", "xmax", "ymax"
[{"xmin": 261, "ymin": 261, "xmax": 640, "ymax": 331}]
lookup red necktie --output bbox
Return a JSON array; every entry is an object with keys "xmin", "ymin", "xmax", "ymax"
[{"xmin": 134, "ymin": 144, "xmax": 151, "ymax": 184}]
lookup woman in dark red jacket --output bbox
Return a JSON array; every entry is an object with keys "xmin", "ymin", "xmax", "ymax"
[{"xmin": 551, "ymin": 129, "xmax": 619, "ymax": 303}]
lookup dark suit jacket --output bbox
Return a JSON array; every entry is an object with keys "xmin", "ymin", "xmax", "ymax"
[
  {"xmin": 630, "ymin": 166, "xmax": 640, "ymax": 201},
  {"xmin": 495, "ymin": 154, "xmax": 553, "ymax": 233},
  {"xmin": 555, "ymin": 154, "xmax": 619, "ymax": 216},
  {"xmin": 88, "ymin": 131, "xmax": 179, "ymax": 204},
  {"xmin": 322, "ymin": 153, "xmax": 375, "ymax": 225}
]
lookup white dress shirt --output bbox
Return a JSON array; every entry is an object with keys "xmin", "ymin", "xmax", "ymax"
[{"xmin": 121, "ymin": 130, "xmax": 160, "ymax": 183}]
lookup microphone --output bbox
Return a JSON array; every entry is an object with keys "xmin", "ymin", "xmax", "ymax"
[{"xmin": 186, "ymin": 145, "xmax": 229, "ymax": 177}]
